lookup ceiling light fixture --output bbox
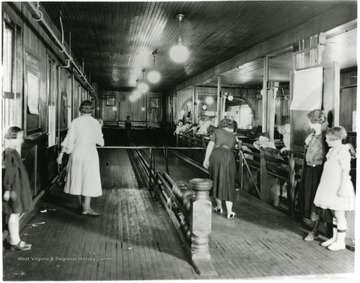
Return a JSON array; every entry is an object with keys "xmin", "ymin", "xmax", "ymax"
[
  {"xmin": 147, "ymin": 50, "xmax": 161, "ymax": 84},
  {"xmin": 205, "ymin": 96, "xmax": 214, "ymax": 105},
  {"xmin": 130, "ymin": 80, "xmax": 142, "ymax": 102},
  {"xmin": 130, "ymin": 89, "xmax": 141, "ymax": 102},
  {"xmin": 138, "ymin": 69, "xmax": 149, "ymax": 93},
  {"xmin": 169, "ymin": 14, "xmax": 189, "ymax": 63}
]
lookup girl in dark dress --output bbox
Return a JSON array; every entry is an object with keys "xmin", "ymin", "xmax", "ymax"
[
  {"xmin": 203, "ymin": 118, "xmax": 237, "ymax": 219},
  {"xmin": 301, "ymin": 109, "xmax": 327, "ymax": 241},
  {"xmin": 3, "ymin": 126, "xmax": 33, "ymax": 250}
]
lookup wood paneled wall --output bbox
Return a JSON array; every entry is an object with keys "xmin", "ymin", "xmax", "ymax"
[
  {"xmin": 101, "ymin": 91, "xmax": 162, "ymax": 123},
  {"xmin": 2, "ymin": 3, "xmax": 95, "ymax": 198},
  {"xmin": 339, "ymin": 68, "xmax": 357, "ymax": 132}
]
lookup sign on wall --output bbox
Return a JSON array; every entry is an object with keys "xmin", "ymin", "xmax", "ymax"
[
  {"xmin": 25, "ymin": 52, "xmax": 41, "ymax": 133},
  {"xmin": 290, "ymin": 67, "xmax": 323, "ymax": 111}
]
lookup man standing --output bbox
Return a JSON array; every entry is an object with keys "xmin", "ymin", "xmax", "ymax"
[{"xmin": 125, "ymin": 115, "xmax": 132, "ymax": 140}]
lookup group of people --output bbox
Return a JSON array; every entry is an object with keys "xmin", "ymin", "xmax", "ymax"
[
  {"xmin": 2, "ymin": 103, "xmax": 356, "ymax": 252},
  {"xmin": 173, "ymin": 115, "xmax": 218, "ymax": 137},
  {"xmin": 201, "ymin": 109, "xmax": 355, "ymax": 253},
  {"xmin": 300, "ymin": 109, "xmax": 355, "ymax": 251},
  {"xmin": 3, "ymin": 100, "xmax": 105, "ymax": 250}
]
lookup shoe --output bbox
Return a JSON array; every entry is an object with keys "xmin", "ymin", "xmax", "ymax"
[
  {"xmin": 10, "ymin": 241, "xmax": 32, "ymax": 251},
  {"xmin": 304, "ymin": 231, "xmax": 318, "ymax": 241},
  {"xmin": 327, "ymin": 242, "xmax": 345, "ymax": 251},
  {"xmin": 321, "ymin": 237, "xmax": 336, "ymax": 247},
  {"xmin": 213, "ymin": 207, "xmax": 223, "ymax": 213},
  {"xmin": 82, "ymin": 208, "xmax": 100, "ymax": 216},
  {"xmin": 227, "ymin": 212, "xmax": 236, "ymax": 219}
]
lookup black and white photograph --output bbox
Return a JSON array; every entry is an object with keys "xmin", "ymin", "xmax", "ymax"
[{"xmin": 1, "ymin": 0, "xmax": 358, "ymax": 281}]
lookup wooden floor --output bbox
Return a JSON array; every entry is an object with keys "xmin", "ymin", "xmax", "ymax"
[{"xmin": 2, "ymin": 148, "xmax": 356, "ymax": 280}]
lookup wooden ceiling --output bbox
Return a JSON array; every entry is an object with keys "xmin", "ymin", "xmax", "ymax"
[{"xmin": 41, "ymin": 1, "xmax": 357, "ymax": 93}]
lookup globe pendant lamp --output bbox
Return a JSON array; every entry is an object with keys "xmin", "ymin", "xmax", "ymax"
[
  {"xmin": 130, "ymin": 90, "xmax": 141, "ymax": 102},
  {"xmin": 130, "ymin": 80, "xmax": 142, "ymax": 102},
  {"xmin": 169, "ymin": 14, "xmax": 189, "ymax": 63},
  {"xmin": 138, "ymin": 69, "xmax": 149, "ymax": 94},
  {"xmin": 147, "ymin": 50, "xmax": 161, "ymax": 84}
]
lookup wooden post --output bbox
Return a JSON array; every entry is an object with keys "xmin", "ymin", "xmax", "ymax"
[
  {"xmin": 193, "ymin": 86, "xmax": 198, "ymax": 124},
  {"xmin": 189, "ymin": 178, "xmax": 217, "ymax": 276},
  {"xmin": 289, "ymin": 152, "xmax": 296, "ymax": 217},
  {"xmin": 221, "ymin": 94, "xmax": 227, "ymax": 120},
  {"xmin": 216, "ymin": 76, "xmax": 221, "ymax": 127},
  {"xmin": 268, "ymin": 82, "xmax": 279, "ymax": 141},
  {"xmin": 323, "ymin": 62, "xmax": 340, "ymax": 126},
  {"xmin": 262, "ymin": 56, "xmax": 269, "ymax": 132}
]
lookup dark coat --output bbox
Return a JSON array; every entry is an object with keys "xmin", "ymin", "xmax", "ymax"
[{"xmin": 2, "ymin": 148, "xmax": 33, "ymax": 214}]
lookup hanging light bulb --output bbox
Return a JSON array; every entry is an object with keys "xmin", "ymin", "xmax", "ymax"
[
  {"xmin": 137, "ymin": 69, "xmax": 149, "ymax": 93},
  {"xmin": 169, "ymin": 14, "xmax": 189, "ymax": 63},
  {"xmin": 148, "ymin": 50, "xmax": 161, "ymax": 84},
  {"xmin": 130, "ymin": 89, "xmax": 141, "ymax": 102},
  {"xmin": 138, "ymin": 81, "xmax": 149, "ymax": 93},
  {"xmin": 228, "ymin": 94, "xmax": 234, "ymax": 101}
]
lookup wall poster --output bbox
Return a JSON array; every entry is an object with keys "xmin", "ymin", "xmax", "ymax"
[
  {"xmin": 27, "ymin": 72, "xmax": 39, "ymax": 114},
  {"xmin": 106, "ymin": 95, "xmax": 116, "ymax": 106},
  {"xmin": 25, "ymin": 52, "xmax": 41, "ymax": 134},
  {"xmin": 150, "ymin": 97, "xmax": 159, "ymax": 109},
  {"xmin": 290, "ymin": 67, "xmax": 323, "ymax": 111}
]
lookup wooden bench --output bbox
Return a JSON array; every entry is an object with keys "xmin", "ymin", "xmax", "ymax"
[{"xmin": 239, "ymin": 143, "xmax": 304, "ymax": 216}]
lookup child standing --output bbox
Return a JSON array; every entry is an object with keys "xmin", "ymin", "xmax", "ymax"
[
  {"xmin": 301, "ymin": 109, "xmax": 327, "ymax": 241},
  {"xmin": 2, "ymin": 126, "xmax": 33, "ymax": 250},
  {"xmin": 314, "ymin": 126, "xmax": 355, "ymax": 251}
]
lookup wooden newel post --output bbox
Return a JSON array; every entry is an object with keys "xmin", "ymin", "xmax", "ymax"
[{"xmin": 189, "ymin": 178, "xmax": 217, "ymax": 276}]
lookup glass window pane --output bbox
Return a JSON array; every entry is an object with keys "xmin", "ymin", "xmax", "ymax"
[{"xmin": 3, "ymin": 24, "xmax": 13, "ymax": 92}]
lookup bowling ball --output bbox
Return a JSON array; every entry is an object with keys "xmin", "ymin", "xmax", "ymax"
[
  {"xmin": 173, "ymin": 181, "xmax": 189, "ymax": 200},
  {"xmin": 181, "ymin": 189, "xmax": 193, "ymax": 201},
  {"xmin": 182, "ymin": 222, "xmax": 189, "ymax": 233},
  {"xmin": 186, "ymin": 229, "xmax": 192, "ymax": 240},
  {"xmin": 184, "ymin": 198, "xmax": 192, "ymax": 212}
]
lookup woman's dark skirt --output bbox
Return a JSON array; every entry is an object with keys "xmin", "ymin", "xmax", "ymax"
[
  {"xmin": 300, "ymin": 165, "xmax": 323, "ymax": 221},
  {"xmin": 209, "ymin": 147, "xmax": 236, "ymax": 202}
]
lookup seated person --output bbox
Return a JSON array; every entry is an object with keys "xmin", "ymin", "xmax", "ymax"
[
  {"xmin": 254, "ymin": 132, "xmax": 285, "ymax": 163},
  {"xmin": 173, "ymin": 120, "xmax": 187, "ymax": 135},
  {"xmin": 182, "ymin": 121, "xmax": 193, "ymax": 135},
  {"xmin": 253, "ymin": 132, "xmax": 276, "ymax": 150},
  {"xmin": 197, "ymin": 116, "xmax": 214, "ymax": 135},
  {"xmin": 188, "ymin": 123, "xmax": 199, "ymax": 134}
]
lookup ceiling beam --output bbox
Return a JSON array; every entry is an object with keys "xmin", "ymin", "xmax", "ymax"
[{"xmin": 175, "ymin": 4, "xmax": 357, "ymax": 92}]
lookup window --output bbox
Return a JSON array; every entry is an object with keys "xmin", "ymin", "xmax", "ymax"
[
  {"xmin": 2, "ymin": 21, "xmax": 16, "ymax": 131},
  {"xmin": 227, "ymin": 104, "xmax": 253, "ymax": 129}
]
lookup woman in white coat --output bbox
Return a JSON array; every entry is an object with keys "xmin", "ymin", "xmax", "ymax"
[{"xmin": 57, "ymin": 100, "xmax": 104, "ymax": 216}]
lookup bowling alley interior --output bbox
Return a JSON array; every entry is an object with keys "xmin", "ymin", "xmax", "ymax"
[{"xmin": 1, "ymin": 1, "xmax": 358, "ymax": 280}]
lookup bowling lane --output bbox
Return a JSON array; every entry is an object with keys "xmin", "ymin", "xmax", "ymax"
[
  {"xmin": 134, "ymin": 147, "xmax": 355, "ymax": 279},
  {"xmin": 2, "ymin": 148, "xmax": 201, "ymax": 280},
  {"xmin": 139, "ymin": 148, "xmax": 208, "ymax": 183}
]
